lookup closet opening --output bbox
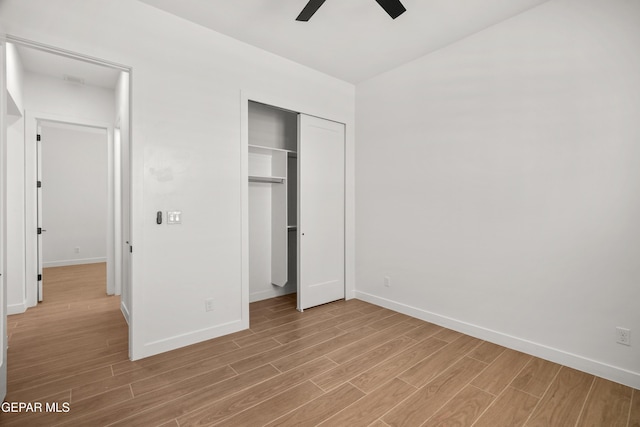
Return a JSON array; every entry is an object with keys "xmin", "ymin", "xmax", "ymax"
[
  {"xmin": 248, "ymin": 101, "xmax": 298, "ymax": 304},
  {"xmin": 247, "ymin": 100, "xmax": 346, "ymax": 314}
]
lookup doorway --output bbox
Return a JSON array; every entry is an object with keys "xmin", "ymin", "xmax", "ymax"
[
  {"xmin": 36, "ymin": 121, "xmax": 110, "ymax": 301},
  {"xmin": 2, "ymin": 37, "xmax": 132, "ymax": 357}
]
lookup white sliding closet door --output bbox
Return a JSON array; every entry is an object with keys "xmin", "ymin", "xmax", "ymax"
[{"xmin": 297, "ymin": 114, "xmax": 345, "ymax": 311}]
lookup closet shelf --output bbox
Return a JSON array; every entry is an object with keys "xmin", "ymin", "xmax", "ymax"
[
  {"xmin": 287, "ymin": 225, "xmax": 297, "ymax": 231},
  {"xmin": 249, "ymin": 144, "xmax": 296, "ymax": 155},
  {"xmin": 249, "ymin": 175, "xmax": 286, "ymax": 184}
]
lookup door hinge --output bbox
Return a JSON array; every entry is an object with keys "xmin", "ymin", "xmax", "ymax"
[
  {"xmin": 37, "ymin": 227, "xmax": 42, "ymax": 235},
  {"xmin": 130, "ymin": 245, "xmax": 133, "ymax": 253},
  {"xmin": 37, "ymin": 134, "xmax": 41, "ymax": 142},
  {"xmin": 38, "ymin": 274, "xmax": 42, "ymax": 281},
  {"xmin": 37, "ymin": 181, "xmax": 42, "ymax": 188}
]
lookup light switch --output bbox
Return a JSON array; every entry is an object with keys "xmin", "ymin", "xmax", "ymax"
[{"xmin": 167, "ymin": 211, "xmax": 182, "ymax": 224}]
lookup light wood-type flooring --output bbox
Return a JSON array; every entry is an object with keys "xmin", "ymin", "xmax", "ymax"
[{"xmin": 2, "ymin": 263, "xmax": 639, "ymax": 426}]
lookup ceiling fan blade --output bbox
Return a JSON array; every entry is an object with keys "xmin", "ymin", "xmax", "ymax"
[
  {"xmin": 296, "ymin": 0, "xmax": 328, "ymax": 21},
  {"xmin": 374, "ymin": 0, "xmax": 406, "ymax": 19}
]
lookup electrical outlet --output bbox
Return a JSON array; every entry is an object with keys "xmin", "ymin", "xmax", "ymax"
[
  {"xmin": 74, "ymin": 247, "xmax": 80, "ymax": 254},
  {"xmin": 616, "ymin": 327, "xmax": 630, "ymax": 346},
  {"xmin": 384, "ymin": 276, "xmax": 391, "ymax": 287},
  {"xmin": 205, "ymin": 298, "xmax": 214, "ymax": 312}
]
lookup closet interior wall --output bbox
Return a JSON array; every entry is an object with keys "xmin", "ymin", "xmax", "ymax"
[{"xmin": 248, "ymin": 101, "xmax": 298, "ymax": 302}]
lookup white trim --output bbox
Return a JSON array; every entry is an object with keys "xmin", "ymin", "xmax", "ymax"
[
  {"xmin": 120, "ymin": 301, "xmax": 130, "ymax": 325},
  {"xmin": 135, "ymin": 320, "xmax": 245, "ymax": 360},
  {"xmin": 7, "ymin": 303, "xmax": 26, "ymax": 316},
  {"xmin": 2, "ymin": 35, "xmax": 130, "ymax": 73},
  {"xmin": 42, "ymin": 257, "xmax": 107, "ymax": 268},
  {"xmin": 106, "ymin": 124, "xmax": 115, "ymax": 296},
  {"xmin": 128, "ymin": 67, "xmax": 141, "ymax": 361},
  {"xmin": 0, "ymin": 40, "xmax": 8, "ymax": 401},
  {"xmin": 355, "ymin": 290, "xmax": 640, "ymax": 390},
  {"xmin": 250, "ymin": 287, "xmax": 296, "ymax": 303},
  {"xmin": 240, "ymin": 92, "xmax": 250, "ymax": 333},
  {"xmin": 113, "ymin": 128, "xmax": 122, "ymax": 296}
]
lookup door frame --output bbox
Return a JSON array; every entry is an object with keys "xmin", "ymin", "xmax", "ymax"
[
  {"xmin": 240, "ymin": 90, "xmax": 353, "ymax": 326},
  {"xmin": 1, "ymin": 34, "xmax": 135, "ymax": 358},
  {"xmin": 36, "ymin": 122, "xmax": 42, "ymax": 302},
  {"xmin": 29, "ymin": 117, "xmax": 114, "ymax": 305},
  {"xmin": 1, "ymin": 39, "xmax": 9, "ymax": 402}
]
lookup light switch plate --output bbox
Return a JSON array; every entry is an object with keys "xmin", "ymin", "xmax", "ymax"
[{"xmin": 167, "ymin": 211, "xmax": 182, "ymax": 224}]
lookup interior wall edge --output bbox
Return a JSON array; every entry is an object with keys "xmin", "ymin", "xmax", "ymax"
[{"xmin": 355, "ymin": 290, "xmax": 640, "ymax": 390}]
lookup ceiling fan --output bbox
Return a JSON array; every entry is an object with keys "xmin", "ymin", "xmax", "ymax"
[{"xmin": 296, "ymin": 0, "xmax": 407, "ymax": 21}]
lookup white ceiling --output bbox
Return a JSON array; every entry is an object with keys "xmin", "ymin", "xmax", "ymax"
[
  {"xmin": 16, "ymin": 45, "xmax": 120, "ymax": 90},
  {"xmin": 138, "ymin": 0, "xmax": 549, "ymax": 83}
]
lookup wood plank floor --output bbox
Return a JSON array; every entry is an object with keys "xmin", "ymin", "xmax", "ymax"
[{"xmin": 1, "ymin": 263, "xmax": 638, "ymax": 426}]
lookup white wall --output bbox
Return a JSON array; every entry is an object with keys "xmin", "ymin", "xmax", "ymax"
[
  {"xmin": 40, "ymin": 124, "xmax": 108, "ymax": 267},
  {"xmin": 355, "ymin": 0, "xmax": 640, "ymax": 388},
  {"xmin": 5, "ymin": 43, "xmax": 26, "ymax": 314},
  {"xmin": 0, "ymin": 0, "xmax": 355, "ymax": 360}
]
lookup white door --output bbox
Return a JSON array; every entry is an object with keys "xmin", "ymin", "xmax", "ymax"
[
  {"xmin": 1, "ymin": 40, "xmax": 8, "ymax": 402},
  {"xmin": 36, "ymin": 125, "xmax": 43, "ymax": 301},
  {"xmin": 297, "ymin": 114, "xmax": 345, "ymax": 311}
]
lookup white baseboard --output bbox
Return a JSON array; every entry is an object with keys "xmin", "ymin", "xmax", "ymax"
[
  {"xmin": 43, "ymin": 257, "xmax": 107, "ymax": 268},
  {"xmin": 120, "ymin": 302, "xmax": 130, "ymax": 325},
  {"xmin": 355, "ymin": 290, "xmax": 640, "ymax": 390},
  {"xmin": 131, "ymin": 319, "xmax": 246, "ymax": 361},
  {"xmin": 7, "ymin": 302, "xmax": 27, "ymax": 315},
  {"xmin": 250, "ymin": 285, "xmax": 296, "ymax": 303}
]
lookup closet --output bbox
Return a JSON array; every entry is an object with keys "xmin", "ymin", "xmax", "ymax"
[{"xmin": 248, "ymin": 101, "xmax": 345, "ymax": 311}]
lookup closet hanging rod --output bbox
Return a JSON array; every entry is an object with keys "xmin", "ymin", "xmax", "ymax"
[{"xmin": 248, "ymin": 175, "xmax": 285, "ymax": 184}]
